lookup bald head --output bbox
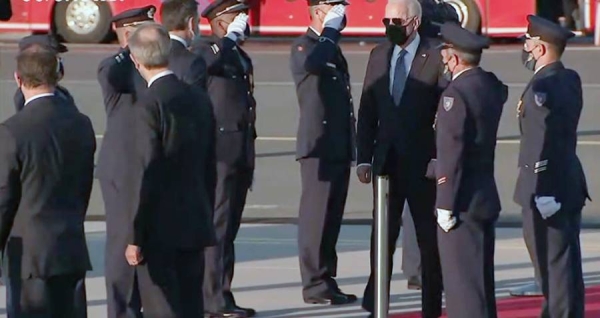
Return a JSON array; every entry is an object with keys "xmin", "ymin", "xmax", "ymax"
[
  {"xmin": 128, "ymin": 23, "xmax": 171, "ymax": 69},
  {"xmin": 385, "ymin": 0, "xmax": 422, "ymax": 22}
]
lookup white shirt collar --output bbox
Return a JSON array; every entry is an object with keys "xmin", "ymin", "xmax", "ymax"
[
  {"xmin": 534, "ymin": 63, "xmax": 548, "ymax": 74},
  {"xmin": 401, "ymin": 32, "xmax": 420, "ymax": 58},
  {"xmin": 170, "ymin": 34, "xmax": 188, "ymax": 47},
  {"xmin": 309, "ymin": 26, "xmax": 321, "ymax": 36},
  {"xmin": 147, "ymin": 70, "xmax": 174, "ymax": 87},
  {"xmin": 24, "ymin": 92, "xmax": 54, "ymax": 107},
  {"xmin": 452, "ymin": 66, "xmax": 476, "ymax": 80}
]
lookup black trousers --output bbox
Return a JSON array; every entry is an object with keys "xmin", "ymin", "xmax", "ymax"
[
  {"xmin": 5, "ymin": 273, "xmax": 86, "ymax": 318},
  {"xmin": 522, "ymin": 205, "xmax": 585, "ymax": 318},
  {"xmin": 297, "ymin": 158, "xmax": 350, "ymax": 298},
  {"xmin": 438, "ymin": 214, "xmax": 497, "ymax": 318},
  {"xmin": 100, "ymin": 181, "xmax": 142, "ymax": 318},
  {"xmin": 362, "ymin": 152, "xmax": 443, "ymax": 317},
  {"xmin": 203, "ymin": 163, "xmax": 253, "ymax": 311},
  {"xmin": 137, "ymin": 249, "xmax": 205, "ymax": 318}
]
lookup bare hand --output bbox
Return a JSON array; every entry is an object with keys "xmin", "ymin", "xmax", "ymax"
[
  {"xmin": 356, "ymin": 165, "xmax": 372, "ymax": 184},
  {"xmin": 125, "ymin": 245, "xmax": 143, "ymax": 266}
]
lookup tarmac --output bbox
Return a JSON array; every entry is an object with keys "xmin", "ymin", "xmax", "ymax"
[
  {"xmin": 0, "ymin": 41, "xmax": 600, "ymax": 226},
  {"xmin": 0, "ymin": 222, "xmax": 597, "ymax": 317}
]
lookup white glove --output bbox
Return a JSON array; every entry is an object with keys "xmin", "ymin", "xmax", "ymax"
[
  {"xmin": 225, "ymin": 13, "xmax": 249, "ymax": 42},
  {"xmin": 323, "ymin": 4, "xmax": 346, "ymax": 30},
  {"xmin": 436, "ymin": 208, "xmax": 457, "ymax": 232},
  {"xmin": 535, "ymin": 196, "xmax": 561, "ymax": 219}
]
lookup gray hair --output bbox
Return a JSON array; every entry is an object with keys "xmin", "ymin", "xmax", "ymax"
[
  {"xmin": 449, "ymin": 48, "xmax": 482, "ymax": 66},
  {"xmin": 387, "ymin": 0, "xmax": 422, "ymax": 21},
  {"xmin": 128, "ymin": 23, "xmax": 171, "ymax": 69}
]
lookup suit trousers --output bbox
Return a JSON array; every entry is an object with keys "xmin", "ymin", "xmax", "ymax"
[
  {"xmin": 362, "ymin": 152, "xmax": 443, "ymax": 317},
  {"xmin": 401, "ymin": 204, "xmax": 421, "ymax": 278},
  {"xmin": 203, "ymin": 163, "xmax": 253, "ymax": 311},
  {"xmin": 438, "ymin": 214, "xmax": 497, "ymax": 318},
  {"xmin": 137, "ymin": 249, "xmax": 205, "ymax": 318},
  {"xmin": 522, "ymin": 205, "xmax": 585, "ymax": 318},
  {"xmin": 100, "ymin": 181, "xmax": 142, "ymax": 318},
  {"xmin": 5, "ymin": 273, "xmax": 86, "ymax": 318},
  {"xmin": 522, "ymin": 212, "xmax": 542, "ymax": 285},
  {"xmin": 297, "ymin": 158, "xmax": 351, "ymax": 298}
]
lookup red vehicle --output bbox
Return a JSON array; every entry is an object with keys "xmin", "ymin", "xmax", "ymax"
[{"xmin": 0, "ymin": 0, "xmax": 597, "ymax": 43}]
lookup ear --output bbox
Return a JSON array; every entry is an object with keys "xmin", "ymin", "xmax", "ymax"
[
  {"xmin": 188, "ymin": 16, "xmax": 195, "ymax": 31},
  {"xmin": 129, "ymin": 53, "xmax": 140, "ymax": 69},
  {"xmin": 14, "ymin": 72, "xmax": 21, "ymax": 87}
]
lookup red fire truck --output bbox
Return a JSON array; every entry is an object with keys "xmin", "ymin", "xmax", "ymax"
[{"xmin": 0, "ymin": 0, "xmax": 597, "ymax": 43}]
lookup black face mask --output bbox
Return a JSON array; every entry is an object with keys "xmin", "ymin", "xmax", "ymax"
[
  {"xmin": 386, "ymin": 24, "xmax": 411, "ymax": 46},
  {"xmin": 521, "ymin": 49, "xmax": 536, "ymax": 71}
]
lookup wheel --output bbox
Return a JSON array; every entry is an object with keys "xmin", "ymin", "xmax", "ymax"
[
  {"xmin": 53, "ymin": 0, "xmax": 112, "ymax": 43},
  {"xmin": 442, "ymin": 0, "xmax": 482, "ymax": 33}
]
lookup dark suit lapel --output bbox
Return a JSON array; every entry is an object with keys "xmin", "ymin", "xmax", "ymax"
[
  {"xmin": 408, "ymin": 39, "xmax": 432, "ymax": 79},
  {"xmin": 377, "ymin": 41, "xmax": 395, "ymax": 102}
]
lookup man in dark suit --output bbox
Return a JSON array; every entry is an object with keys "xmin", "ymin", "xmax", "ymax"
[
  {"xmin": 289, "ymin": 0, "xmax": 357, "ymax": 306},
  {"xmin": 191, "ymin": 1, "xmax": 256, "ymax": 316},
  {"xmin": 160, "ymin": 0, "xmax": 207, "ymax": 88},
  {"xmin": 515, "ymin": 15, "xmax": 589, "ymax": 317},
  {"xmin": 117, "ymin": 22, "xmax": 215, "ymax": 317},
  {"xmin": 95, "ymin": 6, "xmax": 155, "ymax": 318},
  {"xmin": 434, "ymin": 22, "xmax": 508, "ymax": 318},
  {"xmin": 0, "ymin": 50, "xmax": 96, "ymax": 317},
  {"xmin": 356, "ymin": 0, "xmax": 445, "ymax": 316},
  {"xmin": 14, "ymin": 34, "xmax": 73, "ymax": 112}
]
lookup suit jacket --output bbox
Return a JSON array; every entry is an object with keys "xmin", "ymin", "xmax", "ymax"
[
  {"xmin": 514, "ymin": 62, "xmax": 590, "ymax": 210},
  {"xmin": 168, "ymin": 38, "xmax": 207, "ymax": 89},
  {"xmin": 357, "ymin": 37, "xmax": 446, "ymax": 176},
  {"xmin": 0, "ymin": 0, "xmax": 11, "ymax": 21},
  {"xmin": 117, "ymin": 74, "xmax": 215, "ymax": 250},
  {"xmin": 290, "ymin": 27, "xmax": 356, "ymax": 163},
  {"xmin": 14, "ymin": 85, "xmax": 75, "ymax": 112},
  {"xmin": 0, "ymin": 95, "xmax": 95, "ymax": 279},
  {"xmin": 190, "ymin": 36, "xmax": 256, "ymax": 168},
  {"xmin": 96, "ymin": 48, "xmax": 147, "ymax": 182},
  {"xmin": 436, "ymin": 67, "xmax": 507, "ymax": 222}
]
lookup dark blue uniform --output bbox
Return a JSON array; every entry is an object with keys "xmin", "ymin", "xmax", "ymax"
[
  {"xmin": 95, "ymin": 6, "xmax": 155, "ymax": 318},
  {"xmin": 191, "ymin": 1, "xmax": 256, "ymax": 316},
  {"xmin": 434, "ymin": 23, "xmax": 506, "ymax": 318},
  {"xmin": 290, "ymin": 21, "xmax": 356, "ymax": 302},
  {"xmin": 514, "ymin": 15, "xmax": 589, "ymax": 318}
]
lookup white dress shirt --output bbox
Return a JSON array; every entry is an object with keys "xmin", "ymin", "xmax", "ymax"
[
  {"xmin": 24, "ymin": 92, "xmax": 54, "ymax": 107},
  {"xmin": 147, "ymin": 70, "xmax": 174, "ymax": 87},
  {"xmin": 452, "ymin": 66, "xmax": 476, "ymax": 81},
  {"xmin": 388, "ymin": 33, "xmax": 421, "ymax": 94},
  {"xmin": 170, "ymin": 34, "xmax": 188, "ymax": 47}
]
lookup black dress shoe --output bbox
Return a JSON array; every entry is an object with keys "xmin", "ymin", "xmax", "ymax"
[
  {"xmin": 304, "ymin": 289, "xmax": 358, "ymax": 305},
  {"xmin": 204, "ymin": 309, "xmax": 247, "ymax": 318},
  {"xmin": 230, "ymin": 304, "xmax": 255, "ymax": 317}
]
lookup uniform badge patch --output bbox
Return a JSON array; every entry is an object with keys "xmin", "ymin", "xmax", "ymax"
[
  {"xmin": 443, "ymin": 97, "xmax": 454, "ymax": 111},
  {"xmin": 534, "ymin": 92, "xmax": 547, "ymax": 107}
]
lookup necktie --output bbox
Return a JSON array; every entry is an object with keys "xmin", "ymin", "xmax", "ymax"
[{"xmin": 392, "ymin": 49, "xmax": 408, "ymax": 106}]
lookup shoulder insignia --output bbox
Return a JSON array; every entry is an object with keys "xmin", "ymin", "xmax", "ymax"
[
  {"xmin": 534, "ymin": 92, "xmax": 547, "ymax": 107},
  {"xmin": 437, "ymin": 177, "xmax": 447, "ymax": 185},
  {"xmin": 210, "ymin": 44, "xmax": 219, "ymax": 54},
  {"xmin": 114, "ymin": 53, "xmax": 123, "ymax": 63},
  {"xmin": 443, "ymin": 97, "xmax": 454, "ymax": 111}
]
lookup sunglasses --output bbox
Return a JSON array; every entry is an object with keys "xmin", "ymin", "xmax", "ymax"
[{"xmin": 382, "ymin": 17, "xmax": 414, "ymax": 27}]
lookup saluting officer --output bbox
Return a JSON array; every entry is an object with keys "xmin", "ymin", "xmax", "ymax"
[
  {"xmin": 95, "ymin": 6, "xmax": 155, "ymax": 318},
  {"xmin": 190, "ymin": 1, "xmax": 256, "ymax": 317},
  {"xmin": 14, "ymin": 34, "xmax": 74, "ymax": 112},
  {"xmin": 289, "ymin": 0, "xmax": 357, "ymax": 305},
  {"xmin": 434, "ymin": 22, "xmax": 508, "ymax": 318},
  {"xmin": 515, "ymin": 15, "xmax": 589, "ymax": 317}
]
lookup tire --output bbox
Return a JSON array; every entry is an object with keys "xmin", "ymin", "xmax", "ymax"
[
  {"xmin": 53, "ymin": 0, "xmax": 112, "ymax": 43},
  {"xmin": 442, "ymin": 0, "xmax": 482, "ymax": 34}
]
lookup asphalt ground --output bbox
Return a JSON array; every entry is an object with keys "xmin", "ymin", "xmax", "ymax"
[{"xmin": 1, "ymin": 41, "xmax": 600, "ymax": 226}]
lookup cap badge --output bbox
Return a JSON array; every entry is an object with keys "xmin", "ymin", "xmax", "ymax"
[{"xmin": 148, "ymin": 7, "xmax": 155, "ymax": 19}]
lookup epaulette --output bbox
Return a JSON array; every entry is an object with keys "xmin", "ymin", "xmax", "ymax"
[
  {"xmin": 210, "ymin": 43, "xmax": 220, "ymax": 54},
  {"xmin": 114, "ymin": 52, "xmax": 126, "ymax": 63}
]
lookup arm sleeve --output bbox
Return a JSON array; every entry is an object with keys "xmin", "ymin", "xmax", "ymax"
[
  {"xmin": 356, "ymin": 49, "xmax": 379, "ymax": 166},
  {"xmin": 304, "ymin": 28, "xmax": 342, "ymax": 74},
  {"xmin": 184, "ymin": 56, "xmax": 208, "ymax": 89},
  {"xmin": 191, "ymin": 38, "xmax": 237, "ymax": 76},
  {"xmin": 0, "ymin": 125, "xmax": 20, "ymax": 248}
]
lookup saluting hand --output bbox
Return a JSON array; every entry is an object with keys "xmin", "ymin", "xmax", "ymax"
[
  {"xmin": 323, "ymin": 4, "xmax": 347, "ymax": 31},
  {"xmin": 226, "ymin": 13, "xmax": 249, "ymax": 42},
  {"xmin": 125, "ymin": 244, "xmax": 143, "ymax": 266}
]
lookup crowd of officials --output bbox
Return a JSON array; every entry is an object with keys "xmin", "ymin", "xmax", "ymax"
[{"xmin": 0, "ymin": 0, "xmax": 590, "ymax": 317}]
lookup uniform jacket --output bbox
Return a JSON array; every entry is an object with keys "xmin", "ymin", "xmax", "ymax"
[
  {"xmin": 290, "ymin": 27, "xmax": 356, "ymax": 163},
  {"xmin": 96, "ymin": 48, "xmax": 147, "ymax": 182},
  {"xmin": 436, "ymin": 67, "xmax": 507, "ymax": 222},
  {"xmin": 168, "ymin": 38, "xmax": 207, "ymax": 89},
  {"xmin": 0, "ymin": 95, "xmax": 95, "ymax": 279},
  {"xmin": 14, "ymin": 85, "xmax": 75, "ymax": 112},
  {"xmin": 190, "ymin": 36, "xmax": 256, "ymax": 168},
  {"xmin": 357, "ymin": 36, "xmax": 446, "ymax": 176},
  {"xmin": 117, "ymin": 74, "xmax": 216, "ymax": 250},
  {"xmin": 514, "ymin": 61, "xmax": 590, "ymax": 210}
]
